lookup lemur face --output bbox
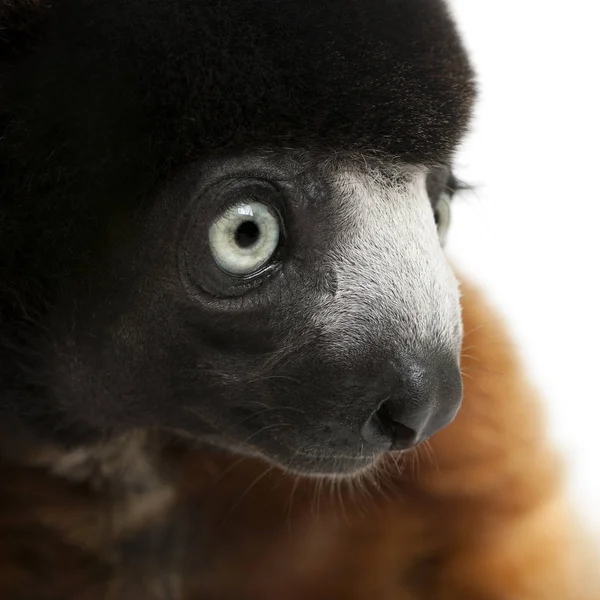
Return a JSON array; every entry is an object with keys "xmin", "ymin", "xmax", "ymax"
[
  {"xmin": 48, "ymin": 154, "xmax": 463, "ymax": 475},
  {"xmin": 0, "ymin": 0, "xmax": 475, "ymax": 475}
]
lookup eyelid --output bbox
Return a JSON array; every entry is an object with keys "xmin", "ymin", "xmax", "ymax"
[{"xmin": 426, "ymin": 169, "xmax": 454, "ymax": 205}]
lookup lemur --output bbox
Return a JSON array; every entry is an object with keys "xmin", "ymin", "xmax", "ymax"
[{"xmin": 0, "ymin": 0, "xmax": 597, "ymax": 598}]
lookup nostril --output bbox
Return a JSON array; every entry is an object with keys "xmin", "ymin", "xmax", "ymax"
[
  {"xmin": 360, "ymin": 408, "xmax": 393, "ymax": 450},
  {"xmin": 360, "ymin": 401, "xmax": 420, "ymax": 451},
  {"xmin": 358, "ymin": 352, "xmax": 462, "ymax": 453},
  {"xmin": 375, "ymin": 402, "xmax": 419, "ymax": 450}
]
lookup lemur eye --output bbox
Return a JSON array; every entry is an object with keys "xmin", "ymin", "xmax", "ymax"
[
  {"xmin": 209, "ymin": 201, "xmax": 281, "ymax": 276},
  {"xmin": 434, "ymin": 192, "xmax": 452, "ymax": 246}
]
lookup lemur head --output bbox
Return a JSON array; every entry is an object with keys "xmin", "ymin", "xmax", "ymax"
[{"xmin": 0, "ymin": 0, "xmax": 475, "ymax": 475}]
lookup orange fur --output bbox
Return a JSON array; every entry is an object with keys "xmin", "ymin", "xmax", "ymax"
[{"xmin": 0, "ymin": 278, "xmax": 597, "ymax": 599}]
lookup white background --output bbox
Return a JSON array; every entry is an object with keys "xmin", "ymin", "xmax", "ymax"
[{"xmin": 446, "ymin": 0, "xmax": 600, "ymax": 531}]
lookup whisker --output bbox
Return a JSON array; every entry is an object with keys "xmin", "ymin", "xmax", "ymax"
[
  {"xmin": 211, "ymin": 454, "xmax": 250, "ymax": 486},
  {"xmin": 233, "ymin": 405, "xmax": 305, "ymax": 427},
  {"xmin": 241, "ymin": 422, "xmax": 290, "ymax": 445},
  {"xmin": 244, "ymin": 374, "xmax": 302, "ymax": 385},
  {"xmin": 286, "ymin": 475, "xmax": 302, "ymax": 538},
  {"xmin": 421, "ymin": 440, "xmax": 439, "ymax": 472},
  {"xmin": 336, "ymin": 477, "xmax": 350, "ymax": 526},
  {"xmin": 225, "ymin": 465, "xmax": 276, "ymax": 518},
  {"xmin": 183, "ymin": 405, "xmax": 226, "ymax": 435}
]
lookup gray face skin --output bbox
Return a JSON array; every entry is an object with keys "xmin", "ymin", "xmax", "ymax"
[{"xmin": 39, "ymin": 152, "xmax": 463, "ymax": 476}]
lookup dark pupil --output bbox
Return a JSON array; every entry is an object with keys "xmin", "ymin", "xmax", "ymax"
[{"xmin": 235, "ymin": 220, "xmax": 260, "ymax": 248}]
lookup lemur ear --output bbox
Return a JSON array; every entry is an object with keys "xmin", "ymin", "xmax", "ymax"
[{"xmin": 0, "ymin": 0, "xmax": 50, "ymax": 58}]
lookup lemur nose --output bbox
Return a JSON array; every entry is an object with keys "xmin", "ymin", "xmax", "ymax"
[{"xmin": 360, "ymin": 353, "xmax": 462, "ymax": 451}]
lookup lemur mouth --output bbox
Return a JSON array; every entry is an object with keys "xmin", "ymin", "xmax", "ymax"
[{"xmin": 281, "ymin": 453, "xmax": 377, "ymax": 478}]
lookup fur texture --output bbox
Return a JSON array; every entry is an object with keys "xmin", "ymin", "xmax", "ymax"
[
  {"xmin": 0, "ymin": 0, "xmax": 597, "ymax": 597},
  {"xmin": 0, "ymin": 281, "xmax": 597, "ymax": 599},
  {"xmin": 0, "ymin": 0, "xmax": 474, "ymax": 473}
]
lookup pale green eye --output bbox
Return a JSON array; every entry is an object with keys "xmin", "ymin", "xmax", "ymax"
[
  {"xmin": 208, "ymin": 201, "xmax": 280, "ymax": 276},
  {"xmin": 434, "ymin": 193, "xmax": 452, "ymax": 246}
]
